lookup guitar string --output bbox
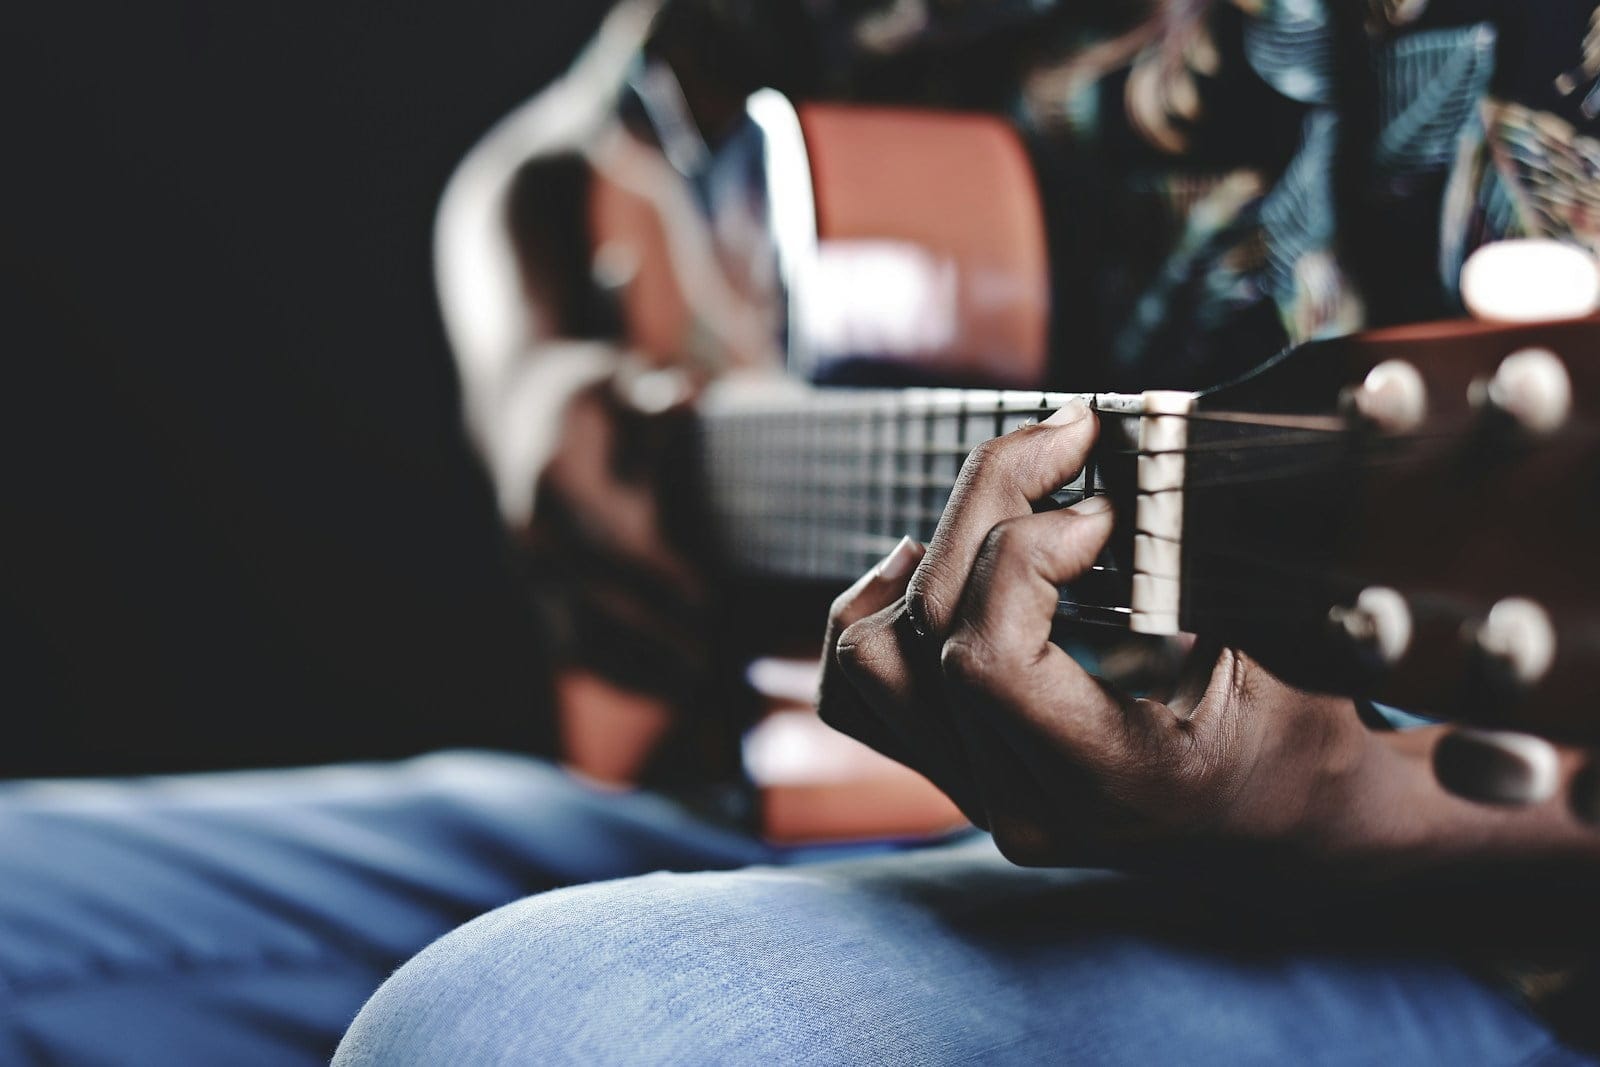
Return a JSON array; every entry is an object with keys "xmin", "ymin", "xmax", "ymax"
[
  {"xmin": 705, "ymin": 424, "xmax": 1466, "ymax": 498},
  {"xmin": 706, "ymin": 450, "xmax": 1476, "ymax": 623},
  {"xmin": 702, "ymin": 400, "xmax": 1479, "ymax": 589},
  {"xmin": 700, "ymin": 386, "xmax": 1593, "ymax": 639}
]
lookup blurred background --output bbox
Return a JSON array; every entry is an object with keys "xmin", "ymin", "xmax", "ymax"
[{"xmin": 6, "ymin": 2, "xmax": 616, "ymax": 776}]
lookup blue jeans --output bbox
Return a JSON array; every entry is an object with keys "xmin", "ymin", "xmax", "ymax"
[
  {"xmin": 0, "ymin": 752, "xmax": 781, "ymax": 1065},
  {"xmin": 0, "ymin": 752, "xmax": 1586, "ymax": 1065},
  {"xmin": 337, "ymin": 850, "xmax": 1593, "ymax": 1065}
]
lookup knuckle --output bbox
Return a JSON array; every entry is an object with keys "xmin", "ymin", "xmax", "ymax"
[
  {"xmin": 940, "ymin": 634, "xmax": 995, "ymax": 688},
  {"xmin": 943, "ymin": 625, "xmax": 1036, "ymax": 701},
  {"xmin": 955, "ymin": 421, "xmax": 1075, "ymax": 503},
  {"xmin": 902, "ymin": 580, "xmax": 953, "ymax": 638},
  {"xmin": 960, "ymin": 436, "xmax": 1004, "ymax": 482},
  {"xmin": 960, "ymin": 431, "xmax": 1030, "ymax": 487},
  {"xmin": 835, "ymin": 617, "xmax": 890, "ymax": 678},
  {"xmin": 979, "ymin": 521, "xmax": 1011, "ymax": 562},
  {"xmin": 978, "ymin": 517, "xmax": 1032, "ymax": 567},
  {"xmin": 833, "ymin": 625, "xmax": 867, "ymax": 671}
]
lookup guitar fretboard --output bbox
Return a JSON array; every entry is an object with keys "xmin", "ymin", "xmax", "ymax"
[{"xmin": 699, "ymin": 382, "xmax": 1099, "ymax": 583}]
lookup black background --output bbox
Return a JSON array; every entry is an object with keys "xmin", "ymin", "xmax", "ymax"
[{"xmin": 6, "ymin": 2, "xmax": 610, "ymax": 775}]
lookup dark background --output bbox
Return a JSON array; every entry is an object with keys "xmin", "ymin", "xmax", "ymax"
[{"xmin": 6, "ymin": 2, "xmax": 610, "ymax": 776}]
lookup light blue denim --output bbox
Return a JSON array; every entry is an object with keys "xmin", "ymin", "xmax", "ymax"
[
  {"xmin": 0, "ymin": 752, "xmax": 782, "ymax": 1065},
  {"xmin": 338, "ymin": 837, "xmax": 1591, "ymax": 1066},
  {"xmin": 0, "ymin": 750, "xmax": 1587, "ymax": 1065}
]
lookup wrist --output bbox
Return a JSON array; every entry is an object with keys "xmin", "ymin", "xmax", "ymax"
[
  {"xmin": 1241, "ymin": 720, "xmax": 1397, "ymax": 882},
  {"xmin": 1304, "ymin": 728, "xmax": 1434, "ymax": 878}
]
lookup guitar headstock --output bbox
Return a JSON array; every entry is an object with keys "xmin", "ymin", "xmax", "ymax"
[{"xmin": 1141, "ymin": 316, "xmax": 1600, "ymax": 739}]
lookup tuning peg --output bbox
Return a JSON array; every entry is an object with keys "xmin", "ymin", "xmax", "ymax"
[
  {"xmin": 1473, "ymin": 347, "xmax": 1573, "ymax": 436},
  {"xmin": 1472, "ymin": 597, "xmax": 1558, "ymax": 687},
  {"xmin": 1344, "ymin": 360, "xmax": 1427, "ymax": 433},
  {"xmin": 1460, "ymin": 238, "xmax": 1600, "ymax": 323},
  {"xmin": 1331, "ymin": 586, "xmax": 1413, "ymax": 665}
]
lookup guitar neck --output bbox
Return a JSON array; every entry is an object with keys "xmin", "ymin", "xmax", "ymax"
[
  {"xmin": 695, "ymin": 318, "xmax": 1600, "ymax": 739},
  {"xmin": 699, "ymin": 381, "xmax": 1109, "ymax": 584}
]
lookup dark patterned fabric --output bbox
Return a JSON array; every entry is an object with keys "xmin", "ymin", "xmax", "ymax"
[{"xmin": 819, "ymin": 0, "xmax": 1600, "ymax": 389}]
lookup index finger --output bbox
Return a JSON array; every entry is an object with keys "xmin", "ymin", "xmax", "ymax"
[
  {"xmin": 906, "ymin": 399, "xmax": 1098, "ymax": 640},
  {"xmin": 939, "ymin": 500, "xmax": 1130, "ymax": 759}
]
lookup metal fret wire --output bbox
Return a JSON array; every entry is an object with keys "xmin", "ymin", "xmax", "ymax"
[
  {"xmin": 702, "ymin": 387, "xmax": 1090, "ymax": 582},
  {"xmin": 703, "ymin": 385, "xmax": 1500, "ymax": 629}
]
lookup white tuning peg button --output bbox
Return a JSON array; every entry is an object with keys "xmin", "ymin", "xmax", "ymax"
[
  {"xmin": 1476, "ymin": 597, "xmax": 1558, "ymax": 686},
  {"xmin": 1349, "ymin": 360, "xmax": 1427, "ymax": 433},
  {"xmin": 1483, "ymin": 348, "xmax": 1573, "ymax": 435},
  {"xmin": 1333, "ymin": 586, "xmax": 1413, "ymax": 665},
  {"xmin": 1461, "ymin": 238, "xmax": 1600, "ymax": 323}
]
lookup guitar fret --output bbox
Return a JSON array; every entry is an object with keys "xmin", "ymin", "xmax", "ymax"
[
  {"xmin": 700, "ymin": 385, "xmax": 1094, "ymax": 582},
  {"xmin": 884, "ymin": 396, "xmax": 897, "ymax": 545}
]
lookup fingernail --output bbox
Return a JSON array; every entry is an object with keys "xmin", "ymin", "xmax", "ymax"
[
  {"xmin": 874, "ymin": 536, "xmax": 922, "ymax": 583},
  {"xmin": 1073, "ymin": 495, "xmax": 1113, "ymax": 516},
  {"xmin": 1433, "ymin": 729, "xmax": 1560, "ymax": 806},
  {"xmin": 1043, "ymin": 398, "xmax": 1090, "ymax": 426}
]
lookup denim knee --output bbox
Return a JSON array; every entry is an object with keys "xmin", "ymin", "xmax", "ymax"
[
  {"xmin": 333, "ymin": 845, "xmax": 1056, "ymax": 1065},
  {"xmin": 336, "ymin": 868, "xmax": 778, "ymax": 1065},
  {"xmin": 334, "ymin": 848, "xmax": 1586, "ymax": 1067}
]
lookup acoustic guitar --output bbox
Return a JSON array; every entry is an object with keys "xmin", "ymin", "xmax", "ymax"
[
  {"xmin": 590, "ymin": 71, "xmax": 1598, "ymax": 728},
  {"xmin": 697, "ymin": 316, "xmax": 1600, "ymax": 742},
  {"xmin": 526, "ymin": 41, "xmax": 1599, "ymax": 839}
]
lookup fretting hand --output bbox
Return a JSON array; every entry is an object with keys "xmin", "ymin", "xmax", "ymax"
[
  {"xmin": 817, "ymin": 401, "xmax": 1600, "ymax": 885},
  {"xmin": 817, "ymin": 402, "xmax": 1378, "ymax": 874}
]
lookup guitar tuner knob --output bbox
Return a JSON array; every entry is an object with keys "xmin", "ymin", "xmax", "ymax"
[
  {"xmin": 1331, "ymin": 586, "xmax": 1413, "ymax": 665},
  {"xmin": 1345, "ymin": 360, "xmax": 1427, "ymax": 433},
  {"xmin": 1478, "ymin": 348, "xmax": 1573, "ymax": 436},
  {"xmin": 1474, "ymin": 597, "xmax": 1557, "ymax": 687}
]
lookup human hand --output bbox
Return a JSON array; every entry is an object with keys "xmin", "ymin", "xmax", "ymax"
[{"xmin": 817, "ymin": 402, "xmax": 1387, "ymax": 876}]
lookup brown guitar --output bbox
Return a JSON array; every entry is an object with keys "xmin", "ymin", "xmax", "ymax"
[
  {"xmin": 589, "ymin": 79, "xmax": 1598, "ymax": 740},
  {"xmin": 498, "ymin": 39, "xmax": 1599, "ymax": 841},
  {"xmin": 696, "ymin": 316, "xmax": 1600, "ymax": 743}
]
